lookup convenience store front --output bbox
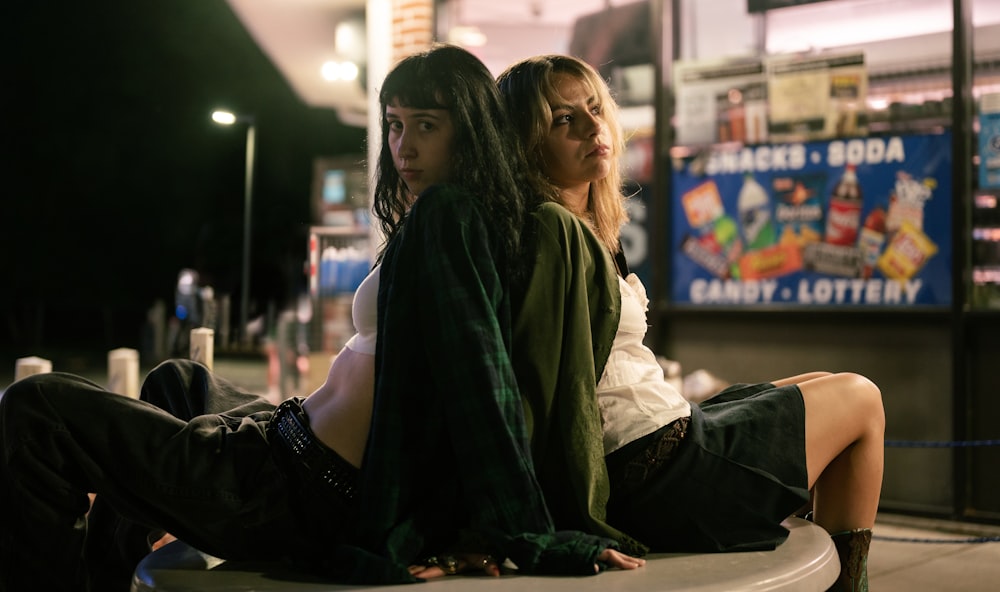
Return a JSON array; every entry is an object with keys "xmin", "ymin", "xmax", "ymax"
[{"xmin": 657, "ymin": 0, "xmax": 999, "ymax": 524}]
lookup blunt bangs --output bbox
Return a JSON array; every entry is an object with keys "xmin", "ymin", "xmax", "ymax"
[{"xmin": 379, "ymin": 57, "xmax": 453, "ymax": 112}]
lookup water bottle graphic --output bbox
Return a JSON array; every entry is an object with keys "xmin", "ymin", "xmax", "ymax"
[{"xmin": 737, "ymin": 172, "xmax": 776, "ymax": 251}]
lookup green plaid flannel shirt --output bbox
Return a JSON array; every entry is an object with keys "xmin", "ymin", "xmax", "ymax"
[{"xmin": 325, "ymin": 186, "xmax": 615, "ymax": 584}]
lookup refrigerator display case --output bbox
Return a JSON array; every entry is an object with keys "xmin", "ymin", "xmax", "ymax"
[
  {"xmin": 306, "ymin": 227, "xmax": 372, "ymax": 354},
  {"xmin": 305, "ymin": 153, "xmax": 372, "ymax": 354},
  {"xmin": 974, "ymin": 94, "xmax": 1000, "ymax": 309}
]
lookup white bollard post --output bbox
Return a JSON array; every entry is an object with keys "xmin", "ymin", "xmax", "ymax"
[
  {"xmin": 107, "ymin": 348, "xmax": 140, "ymax": 398},
  {"xmin": 14, "ymin": 356, "xmax": 52, "ymax": 382},
  {"xmin": 190, "ymin": 327, "xmax": 214, "ymax": 371}
]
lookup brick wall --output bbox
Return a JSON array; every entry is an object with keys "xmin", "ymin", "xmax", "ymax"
[{"xmin": 392, "ymin": 0, "xmax": 433, "ymax": 63}]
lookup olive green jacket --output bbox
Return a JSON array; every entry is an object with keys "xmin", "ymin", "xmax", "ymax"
[{"xmin": 512, "ymin": 202, "xmax": 648, "ymax": 556}]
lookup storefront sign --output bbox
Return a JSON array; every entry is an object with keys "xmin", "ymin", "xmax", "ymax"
[{"xmin": 670, "ymin": 132, "xmax": 952, "ymax": 307}]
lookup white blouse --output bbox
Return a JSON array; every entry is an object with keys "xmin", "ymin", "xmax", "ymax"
[
  {"xmin": 597, "ymin": 273, "xmax": 692, "ymax": 455},
  {"xmin": 342, "ymin": 264, "xmax": 380, "ymax": 355}
]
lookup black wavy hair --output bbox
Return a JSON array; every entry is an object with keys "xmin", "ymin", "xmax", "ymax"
[{"xmin": 372, "ymin": 44, "xmax": 536, "ymax": 275}]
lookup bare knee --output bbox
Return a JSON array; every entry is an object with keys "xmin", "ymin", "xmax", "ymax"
[
  {"xmin": 836, "ymin": 372, "xmax": 884, "ymax": 435},
  {"xmin": 801, "ymin": 372, "xmax": 884, "ymax": 442}
]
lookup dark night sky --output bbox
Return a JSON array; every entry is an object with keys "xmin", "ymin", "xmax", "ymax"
[{"xmin": 2, "ymin": 1, "xmax": 367, "ymax": 354}]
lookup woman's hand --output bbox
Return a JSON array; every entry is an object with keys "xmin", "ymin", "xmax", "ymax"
[
  {"xmin": 408, "ymin": 548, "xmax": 645, "ymax": 578},
  {"xmin": 408, "ymin": 553, "xmax": 501, "ymax": 579},
  {"xmin": 597, "ymin": 548, "xmax": 645, "ymax": 572}
]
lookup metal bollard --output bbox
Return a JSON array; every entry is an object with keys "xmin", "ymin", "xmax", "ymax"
[
  {"xmin": 107, "ymin": 347, "xmax": 140, "ymax": 398},
  {"xmin": 190, "ymin": 327, "xmax": 215, "ymax": 371},
  {"xmin": 14, "ymin": 356, "xmax": 52, "ymax": 382}
]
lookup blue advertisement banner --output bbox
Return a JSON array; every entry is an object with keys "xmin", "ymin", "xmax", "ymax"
[{"xmin": 670, "ymin": 132, "xmax": 952, "ymax": 307}]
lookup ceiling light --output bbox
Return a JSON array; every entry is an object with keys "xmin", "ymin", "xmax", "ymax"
[
  {"xmin": 448, "ymin": 26, "xmax": 487, "ymax": 48},
  {"xmin": 322, "ymin": 61, "xmax": 359, "ymax": 82}
]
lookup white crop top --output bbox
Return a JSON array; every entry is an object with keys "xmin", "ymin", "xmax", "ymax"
[
  {"xmin": 597, "ymin": 273, "xmax": 691, "ymax": 455},
  {"xmin": 343, "ymin": 264, "xmax": 380, "ymax": 355}
]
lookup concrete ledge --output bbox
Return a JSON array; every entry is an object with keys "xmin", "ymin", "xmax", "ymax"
[{"xmin": 131, "ymin": 517, "xmax": 838, "ymax": 591}]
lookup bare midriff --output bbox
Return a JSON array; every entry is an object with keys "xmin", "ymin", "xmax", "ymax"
[{"xmin": 300, "ymin": 347, "xmax": 375, "ymax": 469}]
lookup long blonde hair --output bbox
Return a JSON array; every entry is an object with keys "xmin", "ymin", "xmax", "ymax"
[{"xmin": 497, "ymin": 54, "xmax": 629, "ymax": 252}]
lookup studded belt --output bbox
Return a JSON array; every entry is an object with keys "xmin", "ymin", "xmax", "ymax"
[{"xmin": 268, "ymin": 397, "xmax": 359, "ymax": 502}]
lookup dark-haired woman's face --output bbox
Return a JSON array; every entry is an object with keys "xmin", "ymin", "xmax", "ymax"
[{"xmin": 385, "ymin": 100, "xmax": 455, "ymax": 198}]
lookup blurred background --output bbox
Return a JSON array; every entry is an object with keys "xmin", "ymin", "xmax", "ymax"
[{"xmin": 2, "ymin": 0, "xmax": 366, "ymax": 361}]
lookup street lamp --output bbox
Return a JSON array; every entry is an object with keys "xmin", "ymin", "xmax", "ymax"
[{"xmin": 212, "ymin": 109, "xmax": 256, "ymax": 350}]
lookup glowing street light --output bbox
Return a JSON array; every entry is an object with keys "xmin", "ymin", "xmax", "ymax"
[
  {"xmin": 211, "ymin": 110, "xmax": 237, "ymax": 125},
  {"xmin": 211, "ymin": 109, "xmax": 255, "ymax": 349}
]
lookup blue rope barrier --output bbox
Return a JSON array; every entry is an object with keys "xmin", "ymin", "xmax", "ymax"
[{"xmin": 848, "ymin": 440, "xmax": 1000, "ymax": 544}]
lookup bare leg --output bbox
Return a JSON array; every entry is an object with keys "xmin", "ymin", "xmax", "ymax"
[
  {"xmin": 770, "ymin": 371, "xmax": 831, "ymax": 387},
  {"xmin": 766, "ymin": 373, "xmax": 829, "ymax": 521},
  {"xmin": 796, "ymin": 372, "xmax": 884, "ymax": 533}
]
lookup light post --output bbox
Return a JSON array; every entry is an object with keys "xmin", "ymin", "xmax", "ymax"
[{"xmin": 212, "ymin": 109, "xmax": 256, "ymax": 350}]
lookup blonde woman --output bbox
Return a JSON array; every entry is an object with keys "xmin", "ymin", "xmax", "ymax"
[{"xmin": 499, "ymin": 54, "xmax": 884, "ymax": 592}]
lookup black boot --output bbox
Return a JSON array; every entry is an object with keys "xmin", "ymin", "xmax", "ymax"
[{"xmin": 829, "ymin": 528, "xmax": 872, "ymax": 592}]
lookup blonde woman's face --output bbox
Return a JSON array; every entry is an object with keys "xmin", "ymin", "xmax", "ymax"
[
  {"xmin": 540, "ymin": 73, "xmax": 613, "ymax": 194},
  {"xmin": 385, "ymin": 101, "xmax": 455, "ymax": 197}
]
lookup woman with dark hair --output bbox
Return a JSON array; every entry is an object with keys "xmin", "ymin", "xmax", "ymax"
[
  {"xmin": 498, "ymin": 54, "xmax": 884, "ymax": 592},
  {"xmin": 0, "ymin": 45, "xmax": 640, "ymax": 592},
  {"xmin": 371, "ymin": 45, "xmax": 525, "ymax": 263}
]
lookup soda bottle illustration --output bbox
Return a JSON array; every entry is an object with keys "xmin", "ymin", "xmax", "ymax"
[
  {"xmin": 857, "ymin": 205, "xmax": 886, "ymax": 278},
  {"xmin": 825, "ymin": 164, "xmax": 863, "ymax": 246},
  {"xmin": 737, "ymin": 172, "xmax": 775, "ymax": 251}
]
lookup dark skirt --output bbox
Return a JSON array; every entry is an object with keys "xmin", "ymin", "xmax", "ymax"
[{"xmin": 605, "ymin": 382, "xmax": 809, "ymax": 553}]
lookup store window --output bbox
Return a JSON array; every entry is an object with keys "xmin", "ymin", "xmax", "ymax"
[{"xmin": 668, "ymin": 0, "xmax": 1000, "ymax": 309}]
